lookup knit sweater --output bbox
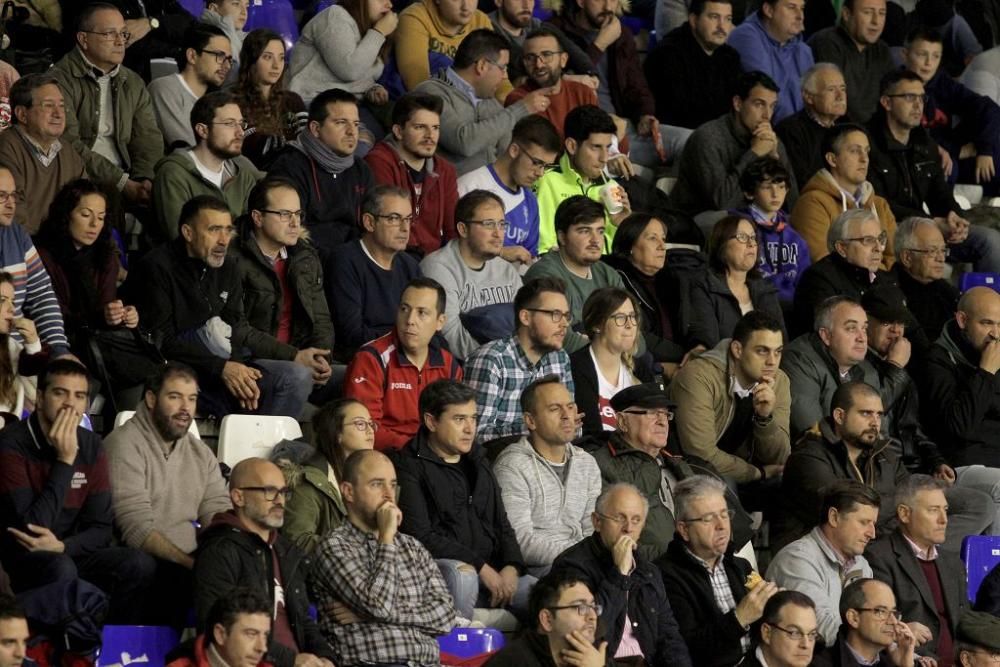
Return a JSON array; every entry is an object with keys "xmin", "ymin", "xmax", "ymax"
[
  {"xmin": 523, "ymin": 249, "xmax": 631, "ymax": 354},
  {"xmin": 0, "ymin": 223, "xmax": 69, "ymax": 356},
  {"xmin": 288, "ymin": 4, "xmax": 386, "ymax": 102},
  {"xmin": 414, "ymin": 70, "xmax": 530, "ymax": 176},
  {"xmin": 0, "ymin": 127, "xmax": 86, "ymax": 234},
  {"xmin": 493, "ymin": 436, "xmax": 602, "ymax": 575},
  {"xmin": 103, "ymin": 401, "xmax": 232, "ymax": 554},
  {"xmin": 419, "ymin": 239, "xmax": 523, "ymax": 359},
  {"xmin": 148, "ymin": 73, "xmax": 198, "ymax": 149}
]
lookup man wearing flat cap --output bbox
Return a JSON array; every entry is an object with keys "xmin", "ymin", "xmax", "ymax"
[
  {"xmin": 669, "ymin": 310, "xmax": 791, "ymax": 512},
  {"xmin": 956, "ymin": 611, "xmax": 1000, "ymax": 666},
  {"xmin": 589, "ymin": 383, "xmax": 753, "ymax": 560}
]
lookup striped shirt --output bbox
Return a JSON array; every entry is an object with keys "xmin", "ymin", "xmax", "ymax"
[
  {"xmin": 0, "ymin": 223, "xmax": 68, "ymax": 355},
  {"xmin": 687, "ymin": 549, "xmax": 751, "ymax": 654}
]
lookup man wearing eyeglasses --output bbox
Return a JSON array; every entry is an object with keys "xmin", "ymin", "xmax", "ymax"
[
  {"xmin": 865, "ymin": 475, "xmax": 968, "ymax": 666},
  {"xmin": 420, "ymin": 189, "xmax": 523, "ymax": 359},
  {"xmin": 52, "ymin": 3, "xmax": 163, "ymax": 208},
  {"xmin": 790, "ymin": 123, "xmax": 897, "ymax": 270},
  {"xmin": 484, "ymin": 569, "xmax": 614, "ymax": 667},
  {"xmin": 200, "ymin": 0, "xmax": 249, "ymax": 84},
  {"xmin": 657, "ymin": 474, "xmax": 779, "ymax": 667},
  {"xmin": 365, "ymin": 92, "xmax": 459, "ymax": 259},
  {"xmin": 868, "ymin": 69, "xmax": 1000, "ymax": 274},
  {"xmin": 953, "ymin": 611, "xmax": 1000, "ymax": 667},
  {"xmin": 194, "ymin": 458, "xmax": 336, "ymax": 667},
  {"xmin": 746, "ymin": 591, "xmax": 822, "ymax": 667},
  {"xmin": 148, "ymin": 22, "xmax": 232, "ymax": 149},
  {"xmin": 550, "ymin": 483, "xmax": 693, "ymax": 666},
  {"xmin": 813, "ymin": 578, "xmax": 918, "ymax": 667},
  {"xmin": 669, "ymin": 310, "xmax": 790, "ymax": 493},
  {"xmin": 152, "ymin": 90, "xmax": 262, "ymax": 243}
]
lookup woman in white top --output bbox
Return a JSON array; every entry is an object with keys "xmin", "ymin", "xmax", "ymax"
[{"xmin": 570, "ymin": 287, "xmax": 653, "ymax": 438}]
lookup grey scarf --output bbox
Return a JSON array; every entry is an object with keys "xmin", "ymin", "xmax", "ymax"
[{"xmin": 292, "ymin": 129, "xmax": 355, "ymax": 175}]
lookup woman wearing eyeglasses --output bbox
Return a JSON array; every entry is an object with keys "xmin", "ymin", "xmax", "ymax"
[
  {"xmin": 570, "ymin": 287, "xmax": 653, "ymax": 438},
  {"xmin": 277, "ymin": 398, "xmax": 375, "ymax": 554},
  {"xmin": 682, "ymin": 215, "xmax": 785, "ymax": 350}
]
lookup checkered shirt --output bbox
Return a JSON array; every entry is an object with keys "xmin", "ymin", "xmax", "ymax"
[
  {"xmin": 687, "ymin": 549, "xmax": 752, "ymax": 654},
  {"xmin": 464, "ymin": 334, "xmax": 575, "ymax": 443}
]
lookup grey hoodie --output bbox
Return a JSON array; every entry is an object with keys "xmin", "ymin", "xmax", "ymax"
[
  {"xmin": 199, "ymin": 9, "xmax": 245, "ymax": 86},
  {"xmin": 493, "ymin": 436, "xmax": 602, "ymax": 575}
]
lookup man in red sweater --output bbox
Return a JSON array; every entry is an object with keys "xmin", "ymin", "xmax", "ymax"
[
  {"xmin": 344, "ymin": 277, "xmax": 462, "ymax": 450},
  {"xmin": 365, "ymin": 93, "xmax": 459, "ymax": 258}
]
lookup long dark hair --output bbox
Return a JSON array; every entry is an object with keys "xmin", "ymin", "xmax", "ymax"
[
  {"xmin": 235, "ymin": 29, "xmax": 292, "ymax": 135},
  {"xmin": 312, "ymin": 398, "xmax": 368, "ymax": 482},
  {"xmin": 36, "ymin": 179, "xmax": 113, "ymax": 268},
  {"xmin": 0, "ymin": 272, "xmax": 17, "ymax": 409}
]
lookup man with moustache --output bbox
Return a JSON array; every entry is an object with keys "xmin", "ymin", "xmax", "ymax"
[
  {"xmin": 194, "ymin": 458, "xmax": 336, "ymax": 667},
  {"xmin": 813, "ymin": 579, "xmax": 918, "ymax": 667},
  {"xmin": 525, "ymin": 196, "xmax": 631, "ymax": 354},
  {"xmin": 668, "ymin": 311, "xmax": 791, "ymax": 489},
  {"xmin": 484, "ymin": 569, "xmax": 614, "ymax": 667},
  {"xmin": 152, "ymin": 91, "xmax": 263, "ymax": 244},
  {"xmin": 420, "ymin": 190, "xmax": 523, "ymax": 359},
  {"xmin": 494, "ymin": 376, "xmax": 602, "ymax": 576},
  {"xmin": 344, "ymin": 278, "xmax": 462, "ymax": 451},
  {"xmin": 867, "ymin": 70, "xmax": 1000, "ymax": 273},
  {"xmin": 395, "ymin": 380, "xmax": 531, "ymax": 619},
  {"xmin": 364, "ymin": 93, "xmax": 459, "ymax": 258},
  {"xmin": 126, "ymin": 196, "xmax": 313, "ymax": 418},
  {"xmin": 551, "ymin": 484, "xmax": 693, "ymax": 666},
  {"xmin": 656, "ymin": 475, "xmax": 779, "ymax": 667},
  {"xmin": 488, "ymin": 0, "xmax": 596, "ymax": 86},
  {"xmin": 745, "ymin": 592, "xmax": 823, "ymax": 667},
  {"xmin": 309, "ymin": 450, "xmax": 458, "ymax": 666},
  {"xmin": 777, "ymin": 63, "xmax": 849, "ymax": 187},
  {"xmin": 148, "ymin": 22, "xmax": 232, "ymax": 149},
  {"xmin": 790, "ymin": 124, "xmax": 897, "ymax": 271},
  {"xmin": 644, "ymin": 0, "xmax": 742, "ymax": 131},
  {"xmin": 865, "ymin": 475, "xmax": 968, "ymax": 666},
  {"xmin": 465, "ymin": 278, "xmax": 576, "ymax": 444},
  {"xmin": 105, "ymin": 362, "xmax": 232, "ymax": 625}
]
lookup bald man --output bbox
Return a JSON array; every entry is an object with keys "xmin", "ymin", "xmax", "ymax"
[
  {"xmin": 919, "ymin": 286, "xmax": 1000, "ymax": 532},
  {"xmin": 551, "ymin": 484, "xmax": 692, "ymax": 666},
  {"xmin": 193, "ymin": 458, "xmax": 336, "ymax": 667},
  {"xmin": 308, "ymin": 451, "xmax": 458, "ymax": 667}
]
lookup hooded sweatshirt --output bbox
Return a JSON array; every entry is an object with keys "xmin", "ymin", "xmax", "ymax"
[
  {"xmin": 364, "ymin": 137, "xmax": 459, "ymax": 257},
  {"xmin": 492, "ymin": 436, "xmax": 602, "ymax": 575},
  {"xmin": 103, "ymin": 401, "xmax": 231, "ymax": 554},
  {"xmin": 789, "ymin": 168, "xmax": 898, "ymax": 269},
  {"xmin": 199, "ymin": 9, "xmax": 244, "ymax": 86}
]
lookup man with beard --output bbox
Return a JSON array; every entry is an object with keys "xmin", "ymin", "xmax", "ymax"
[
  {"xmin": 151, "ymin": 91, "xmax": 263, "ymax": 244},
  {"xmin": 148, "ymin": 22, "xmax": 232, "ymax": 150},
  {"xmin": 465, "ymin": 278, "xmax": 576, "ymax": 444},
  {"xmin": 194, "ymin": 458, "xmax": 336, "ymax": 667},
  {"xmin": 767, "ymin": 480, "xmax": 878, "ymax": 647},
  {"xmin": 125, "ymin": 197, "xmax": 314, "ymax": 418},
  {"xmin": 104, "ymin": 362, "xmax": 232, "ymax": 625},
  {"xmin": 489, "ymin": 0, "xmax": 596, "ymax": 86},
  {"xmin": 365, "ymin": 93, "xmax": 459, "ymax": 258},
  {"xmin": 484, "ymin": 570, "xmax": 614, "ymax": 667},
  {"xmin": 525, "ymin": 196, "xmax": 631, "ymax": 354},
  {"xmin": 420, "ymin": 190, "xmax": 523, "ymax": 359},
  {"xmin": 505, "ymin": 28, "xmax": 601, "ymax": 144}
]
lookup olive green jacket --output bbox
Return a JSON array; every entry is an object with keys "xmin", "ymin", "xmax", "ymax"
[
  {"xmin": 279, "ymin": 452, "xmax": 347, "ymax": 554},
  {"xmin": 51, "ymin": 48, "xmax": 163, "ymax": 189}
]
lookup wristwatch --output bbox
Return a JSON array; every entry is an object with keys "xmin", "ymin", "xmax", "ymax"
[{"xmin": 148, "ymin": 17, "xmax": 160, "ymax": 29}]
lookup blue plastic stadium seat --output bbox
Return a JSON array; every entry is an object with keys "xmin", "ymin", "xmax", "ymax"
[
  {"xmin": 961, "ymin": 535, "xmax": 1000, "ymax": 603},
  {"xmin": 959, "ymin": 272, "xmax": 1000, "ymax": 294},
  {"xmin": 438, "ymin": 628, "xmax": 506, "ymax": 658},
  {"xmin": 96, "ymin": 625, "xmax": 180, "ymax": 667},
  {"xmin": 178, "ymin": 0, "xmax": 205, "ymax": 17},
  {"xmin": 245, "ymin": 0, "xmax": 299, "ymax": 52}
]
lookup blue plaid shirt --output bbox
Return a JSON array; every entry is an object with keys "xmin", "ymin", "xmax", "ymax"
[{"xmin": 464, "ymin": 334, "xmax": 575, "ymax": 443}]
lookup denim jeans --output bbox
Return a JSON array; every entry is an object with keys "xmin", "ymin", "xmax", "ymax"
[
  {"xmin": 626, "ymin": 122, "xmax": 694, "ymax": 168},
  {"xmin": 955, "ymin": 464, "xmax": 1000, "ymax": 535},
  {"xmin": 949, "ymin": 224, "xmax": 1000, "ymax": 273},
  {"xmin": 436, "ymin": 558, "xmax": 536, "ymax": 620}
]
